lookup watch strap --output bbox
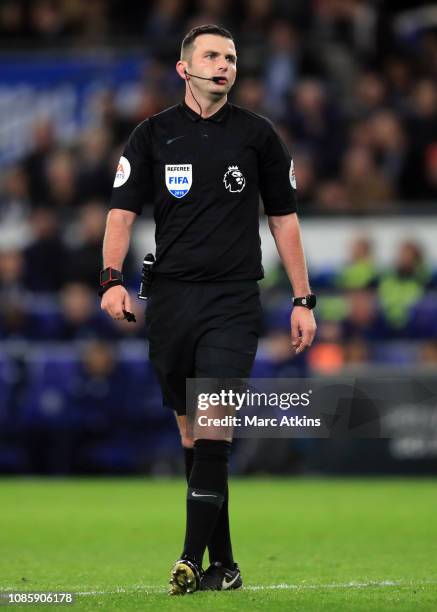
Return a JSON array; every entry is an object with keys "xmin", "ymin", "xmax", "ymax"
[
  {"xmin": 99, "ymin": 267, "xmax": 124, "ymax": 297},
  {"xmin": 293, "ymin": 294, "xmax": 316, "ymax": 310}
]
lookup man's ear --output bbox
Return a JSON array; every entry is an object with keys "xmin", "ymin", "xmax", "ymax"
[{"xmin": 176, "ymin": 60, "xmax": 188, "ymax": 80}]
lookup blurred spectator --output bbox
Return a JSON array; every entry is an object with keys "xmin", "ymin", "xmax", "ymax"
[
  {"xmin": 292, "ymin": 153, "xmax": 317, "ymax": 206},
  {"xmin": 0, "ymin": 300, "xmax": 31, "ymax": 341},
  {"xmin": 420, "ymin": 341, "xmax": 437, "ymax": 365},
  {"xmin": 71, "ymin": 341, "xmax": 126, "ymax": 437},
  {"xmin": 64, "ymin": 200, "xmax": 136, "ymax": 288},
  {"xmin": 238, "ymin": 0, "xmax": 274, "ymax": 72},
  {"xmin": 0, "ymin": 165, "xmax": 31, "ymax": 248},
  {"xmin": 288, "ymin": 79, "xmax": 343, "ymax": 177},
  {"xmin": 341, "ymin": 145, "xmax": 394, "ymax": 211},
  {"xmin": 341, "ymin": 289, "xmax": 388, "ymax": 341},
  {"xmin": 343, "ymin": 339, "xmax": 371, "ymax": 366},
  {"xmin": 0, "ymin": 250, "xmax": 26, "ymax": 302},
  {"xmin": 64, "ymin": 202, "xmax": 105, "ymax": 288},
  {"xmin": 190, "ymin": 0, "xmax": 233, "ymax": 33},
  {"xmin": 264, "ymin": 21, "xmax": 299, "ymax": 119},
  {"xmin": 0, "ymin": 1, "xmax": 24, "ymax": 45},
  {"xmin": 129, "ymin": 87, "xmax": 167, "ymax": 126},
  {"xmin": 383, "ymin": 55, "xmax": 413, "ymax": 110},
  {"xmin": 243, "ymin": 0, "xmax": 274, "ymax": 31},
  {"xmin": 234, "ymin": 77, "xmax": 268, "ymax": 116},
  {"xmin": 45, "ymin": 150, "xmax": 78, "ymax": 212},
  {"xmin": 336, "ymin": 237, "xmax": 378, "ymax": 290},
  {"xmin": 22, "ymin": 118, "xmax": 56, "ymax": 205},
  {"xmin": 58, "ymin": 282, "xmax": 114, "ymax": 340},
  {"xmin": 350, "ymin": 71, "xmax": 388, "ymax": 119},
  {"xmin": 310, "ymin": 0, "xmax": 377, "ymax": 60},
  {"xmin": 348, "ymin": 118, "xmax": 373, "ymax": 149},
  {"xmin": 367, "ymin": 111, "xmax": 407, "ymax": 186},
  {"xmin": 77, "ymin": 128, "xmax": 113, "ymax": 202},
  {"xmin": 28, "ymin": 0, "xmax": 69, "ymax": 46},
  {"xmin": 24, "ymin": 207, "xmax": 66, "ymax": 292},
  {"xmin": 144, "ymin": 0, "xmax": 188, "ymax": 58},
  {"xmin": 316, "ymin": 180, "xmax": 350, "ymax": 212},
  {"xmin": 93, "ymin": 90, "xmax": 138, "ymax": 147},
  {"xmin": 378, "ymin": 241, "xmax": 432, "ymax": 330},
  {"xmin": 403, "ymin": 79, "xmax": 437, "ymax": 200},
  {"xmin": 308, "ymin": 321, "xmax": 344, "ymax": 374},
  {"xmin": 70, "ymin": 0, "xmax": 109, "ymax": 46}
]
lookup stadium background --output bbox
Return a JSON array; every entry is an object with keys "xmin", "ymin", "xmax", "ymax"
[{"xmin": 1, "ymin": 0, "xmax": 437, "ymax": 477}]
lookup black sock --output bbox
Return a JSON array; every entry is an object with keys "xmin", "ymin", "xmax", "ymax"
[
  {"xmin": 183, "ymin": 446, "xmax": 194, "ymax": 482},
  {"xmin": 207, "ymin": 484, "xmax": 234, "ymax": 568},
  {"xmin": 182, "ymin": 439, "xmax": 230, "ymax": 567},
  {"xmin": 184, "ymin": 445, "xmax": 234, "ymax": 568}
]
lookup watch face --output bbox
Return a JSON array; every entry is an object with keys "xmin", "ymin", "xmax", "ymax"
[{"xmin": 294, "ymin": 294, "xmax": 316, "ymax": 309}]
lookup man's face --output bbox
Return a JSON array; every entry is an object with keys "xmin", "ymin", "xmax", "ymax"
[{"xmin": 187, "ymin": 34, "xmax": 237, "ymax": 96}]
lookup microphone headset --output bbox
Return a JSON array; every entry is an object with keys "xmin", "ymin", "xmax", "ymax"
[
  {"xmin": 183, "ymin": 69, "xmax": 226, "ymax": 118},
  {"xmin": 184, "ymin": 69, "xmax": 223, "ymax": 84}
]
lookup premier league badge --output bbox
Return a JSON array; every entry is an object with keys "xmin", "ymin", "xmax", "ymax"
[
  {"xmin": 165, "ymin": 164, "xmax": 192, "ymax": 198},
  {"xmin": 223, "ymin": 165, "xmax": 246, "ymax": 193}
]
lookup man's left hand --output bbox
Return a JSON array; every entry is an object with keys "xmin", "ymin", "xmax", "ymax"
[{"xmin": 290, "ymin": 308, "xmax": 317, "ymax": 355}]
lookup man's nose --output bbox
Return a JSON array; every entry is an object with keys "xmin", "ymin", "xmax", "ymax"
[{"xmin": 216, "ymin": 59, "xmax": 228, "ymax": 72}]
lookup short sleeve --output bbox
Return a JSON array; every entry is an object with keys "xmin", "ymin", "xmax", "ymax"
[
  {"xmin": 258, "ymin": 121, "xmax": 298, "ymax": 216},
  {"xmin": 109, "ymin": 120, "xmax": 153, "ymax": 215}
]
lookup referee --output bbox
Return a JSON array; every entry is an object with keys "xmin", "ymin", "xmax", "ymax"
[{"xmin": 100, "ymin": 24, "xmax": 316, "ymax": 595}]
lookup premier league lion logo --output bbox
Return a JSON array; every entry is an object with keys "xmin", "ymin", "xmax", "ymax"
[{"xmin": 223, "ymin": 165, "xmax": 246, "ymax": 193}]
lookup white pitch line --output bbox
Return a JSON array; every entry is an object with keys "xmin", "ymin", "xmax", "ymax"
[{"xmin": 73, "ymin": 579, "xmax": 437, "ymax": 596}]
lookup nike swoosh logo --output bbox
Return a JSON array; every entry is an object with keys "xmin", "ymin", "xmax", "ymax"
[
  {"xmin": 222, "ymin": 573, "xmax": 239, "ymax": 589},
  {"xmin": 166, "ymin": 135, "xmax": 186, "ymax": 145},
  {"xmin": 191, "ymin": 492, "xmax": 217, "ymax": 498}
]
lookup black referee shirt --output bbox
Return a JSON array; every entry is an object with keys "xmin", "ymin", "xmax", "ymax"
[{"xmin": 109, "ymin": 101, "xmax": 297, "ymax": 281}]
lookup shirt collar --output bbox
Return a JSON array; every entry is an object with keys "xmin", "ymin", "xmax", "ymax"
[{"xmin": 180, "ymin": 100, "xmax": 230, "ymax": 123}]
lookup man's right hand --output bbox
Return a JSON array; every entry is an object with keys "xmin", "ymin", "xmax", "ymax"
[{"xmin": 101, "ymin": 285, "xmax": 132, "ymax": 320}]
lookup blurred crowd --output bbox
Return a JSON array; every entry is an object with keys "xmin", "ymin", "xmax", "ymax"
[
  {"xmin": 1, "ymin": 206, "xmax": 437, "ymax": 364},
  {"xmin": 1, "ymin": 0, "xmax": 437, "ymax": 217},
  {"xmin": 2, "ymin": 0, "xmax": 437, "ymax": 474},
  {"xmin": 262, "ymin": 236, "xmax": 437, "ymax": 374},
  {"xmin": 1, "ymin": 1, "xmax": 437, "ymax": 437}
]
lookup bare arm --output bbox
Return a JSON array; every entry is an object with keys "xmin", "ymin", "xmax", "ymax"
[
  {"xmin": 268, "ymin": 212, "xmax": 316, "ymax": 354},
  {"xmin": 103, "ymin": 208, "xmax": 137, "ymax": 269},
  {"xmin": 268, "ymin": 212, "xmax": 311, "ymax": 296},
  {"xmin": 101, "ymin": 208, "xmax": 137, "ymax": 320}
]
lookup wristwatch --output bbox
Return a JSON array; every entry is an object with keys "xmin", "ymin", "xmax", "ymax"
[
  {"xmin": 99, "ymin": 267, "xmax": 124, "ymax": 296},
  {"xmin": 293, "ymin": 294, "xmax": 316, "ymax": 310}
]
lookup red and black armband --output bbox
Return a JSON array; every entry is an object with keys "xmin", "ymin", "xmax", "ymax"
[{"xmin": 98, "ymin": 267, "xmax": 124, "ymax": 297}]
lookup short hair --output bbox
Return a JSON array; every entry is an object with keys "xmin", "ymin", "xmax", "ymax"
[{"xmin": 181, "ymin": 24, "xmax": 234, "ymax": 61}]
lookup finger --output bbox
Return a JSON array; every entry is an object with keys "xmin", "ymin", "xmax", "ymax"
[
  {"xmin": 295, "ymin": 342, "xmax": 306, "ymax": 355},
  {"xmin": 291, "ymin": 321, "xmax": 300, "ymax": 348},
  {"xmin": 295, "ymin": 328, "xmax": 314, "ymax": 354},
  {"xmin": 108, "ymin": 304, "xmax": 125, "ymax": 320},
  {"xmin": 308, "ymin": 326, "xmax": 317, "ymax": 346}
]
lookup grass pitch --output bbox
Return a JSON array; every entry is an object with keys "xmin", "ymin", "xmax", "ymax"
[{"xmin": 1, "ymin": 477, "xmax": 436, "ymax": 611}]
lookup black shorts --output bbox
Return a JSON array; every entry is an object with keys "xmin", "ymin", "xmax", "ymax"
[{"xmin": 145, "ymin": 275, "xmax": 262, "ymax": 415}]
